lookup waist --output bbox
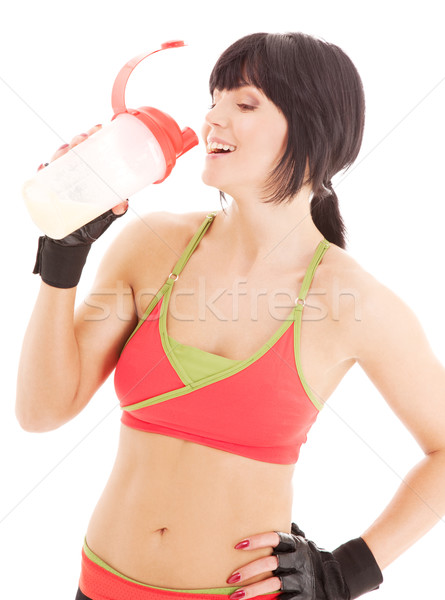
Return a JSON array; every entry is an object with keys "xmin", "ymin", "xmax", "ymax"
[
  {"xmin": 79, "ymin": 540, "xmax": 281, "ymax": 599},
  {"xmin": 86, "ymin": 506, "xmax": 290, "ymax": 590}
]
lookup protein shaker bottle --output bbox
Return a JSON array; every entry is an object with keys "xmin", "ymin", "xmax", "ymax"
[{"xmin": 22, "ymin": 40, "xmax": 198, "ymax": 239}]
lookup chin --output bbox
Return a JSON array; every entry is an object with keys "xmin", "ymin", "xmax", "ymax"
[
  {"xmin": 201, "ymin": 170, "xmax": 226, "ymax": 192},
  {"xmin": 201, "ymin": 180, "xmax": 233, "ymax": 200}
]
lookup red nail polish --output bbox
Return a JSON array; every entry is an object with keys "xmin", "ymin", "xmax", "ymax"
[
  {"xmin": 94, "ymin": 124, "xmax": 102, "ymax": 128},
  {"xmin": 229, "ymin": 591, "xmax": 245, "ymax": 600},
  {"xmin": 234, "ymin": 540, "xmax": 250, "ymax": 549},
  {"xmin": 79, "ymin": 133, "xmax": 88, "ymax": 137},
  {"xmin": 227, "ymin": 572, "xmax": 241, "ymax": 584},
  {"xmin": 58, "ymin": 143, "xmax": 69, "ymax": 150}
]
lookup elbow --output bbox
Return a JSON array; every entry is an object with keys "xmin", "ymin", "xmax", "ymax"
[
  {"xmin": 15, "ymin": 410, "xmax": 58, "ymax": 433},
  {"xmin": 15, "ymin": 378, "xmax": 88, "ymax": 431},
  {"xmin": 17, "ymin": 420, "xmax": 55, "ymax": 434},
  {"xmin": 15, "ymin": 399, "xmax": 68, "ymax": 433},
  {"xmin": 16, "ymin": 413, "xmax": 65, "ymax": 433}
]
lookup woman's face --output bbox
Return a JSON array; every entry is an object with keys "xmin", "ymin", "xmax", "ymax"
[{"xmin": 201, "ymin": 85, "xmax": 288, "ymax": 199}]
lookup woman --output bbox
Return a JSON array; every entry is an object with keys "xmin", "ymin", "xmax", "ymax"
[{"xmin": 16, "ymin": 32, "xmax": 445, "ymax": 600}]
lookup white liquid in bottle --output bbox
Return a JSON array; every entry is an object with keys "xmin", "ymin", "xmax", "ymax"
[{"xmin": 23, "ymin": 114, "xmax": 166, "ymax": 239}]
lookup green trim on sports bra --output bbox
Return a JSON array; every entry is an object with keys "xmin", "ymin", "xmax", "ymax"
[
  {"xmin": 120, "ymin": 213, "xmax": 218, "ymax": 354},
  {"xmin": 120, "ymin": 212, "xmax": 330, "ymax": 412},
  {"xmin": 293, "ymin": 238, "xmax": 331, "ymax": 411}
]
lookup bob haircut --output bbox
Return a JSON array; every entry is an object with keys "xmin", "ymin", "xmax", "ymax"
[{"xmin": 208, "ymin": 32, "xmax": 366, "ymax": 248}]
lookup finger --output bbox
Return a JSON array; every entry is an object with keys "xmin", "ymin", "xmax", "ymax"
[
  {"xmin": 228, "ymin": 577, "xmax": 281, "ymax": 600},
  {"xmin": 111, "ymin": 200, "xmax": 129, "ymax": 215},
  {"xmin": 72, "ymin": 123, "xmax": 103, "ymax": 142},
  {"xmin": 49, "ymin": 142, "xmax": 71, "ymax": 162},
  {"xmin": 49, "ymin": 125, "xmax": 100, "ymax": 163},
  {"xmin": 234, "ymin": 532, "xmax": 281, "ymax": 551},
  {"xmin": 86, "ymin": 123, "xmax": 102, "ymax": 136},
  {"xmin": 69, "ymin": 132, "xmax": 89, "ymax": 148},
  {"xmin": 227, "ymin": 555, "xmax": 279, "ymax": 585}
]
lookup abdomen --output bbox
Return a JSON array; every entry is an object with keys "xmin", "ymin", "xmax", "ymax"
[{"xmin": 85, "ymin": 425, "xmax": 294, "ymax": 589}]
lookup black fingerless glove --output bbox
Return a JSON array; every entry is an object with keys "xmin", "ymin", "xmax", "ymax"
[
  {"xmin": 272, "ymin": 522, "xmax": 383, "ymax": 600},
  {"xmin": 33, "ymin": 208, "xmax": 126, "ymax": 289}
]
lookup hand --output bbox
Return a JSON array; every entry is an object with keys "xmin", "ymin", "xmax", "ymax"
[
  {"xmin": 228, "ymin": 523, "xmax": 383, "ymax": 600},
  {"xmin": 226, "ymin": 530, "xmax": 290, "ymax": 600}
]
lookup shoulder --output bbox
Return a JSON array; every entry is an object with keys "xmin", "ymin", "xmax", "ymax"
[
  {"xmin": 96, "ymin": 209, "xmax": 213, "ymax": 312},
  {"xmin": 119, "ymin": 207, "xmax": 208, "ymax": 245},
  {"xmin": 103, "ymin": 209, "xmax": 210, "ymax": 268},
  {"xmin": 320, "ymin": 242, "xmax": 420, "ymax": 361},
  {"xmin": 319, "ymin": 240, "xmax": 405, "ymax": 311}
]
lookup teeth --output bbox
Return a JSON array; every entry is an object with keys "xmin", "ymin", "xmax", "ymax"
[{"xmin": 207, "ymin": 141, "xmax": 236, "ymax": 153}]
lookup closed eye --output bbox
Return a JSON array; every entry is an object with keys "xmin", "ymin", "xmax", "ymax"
[{"xmin": 207, "ymin": 103, "xmax": 256, "ymax": 111}]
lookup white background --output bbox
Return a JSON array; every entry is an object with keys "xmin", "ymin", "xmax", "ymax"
[{"xmin": 1, "ymin": 1, "xmax": 444, "ymax": 598}]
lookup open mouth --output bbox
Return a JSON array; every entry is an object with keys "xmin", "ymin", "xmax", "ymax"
[{"xmin": 207, "ymin": 142, "xmax": 237, "ymax": 154}]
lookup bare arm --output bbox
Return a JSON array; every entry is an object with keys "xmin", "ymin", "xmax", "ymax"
[
  {"xmin": 16, "ymin": 224, "xmax": 137, "ymax": 431},
  {"xmin": 353, "ymin": 275, "xmax": 445, "ymax": 570}
]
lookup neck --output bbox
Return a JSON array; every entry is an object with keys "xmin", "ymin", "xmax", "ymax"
[{"xmin": 214, "ymin": 188, "xmax": 323, "ymax": 272}]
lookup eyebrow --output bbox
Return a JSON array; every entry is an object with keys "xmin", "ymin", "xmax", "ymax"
[{"xmin": 213, "ymin": 86, "xmax": 262, "ymax": 104}]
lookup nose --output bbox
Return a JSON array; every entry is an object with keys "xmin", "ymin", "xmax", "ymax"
[
  {"xmin": 202, "ymin": 103, "xmax": 227, "ymax": 144},
  {"xmin": 204, "ymin": 99, "xmax": 228, "ymax": 128}
]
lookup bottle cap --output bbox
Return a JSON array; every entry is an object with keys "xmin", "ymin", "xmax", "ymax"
[{"xmin": 111, "ymin": 41, "xmax": 198, "ymax": 183}]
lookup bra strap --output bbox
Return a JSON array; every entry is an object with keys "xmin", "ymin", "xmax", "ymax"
[
  {"xmin": 295, "ymin": 239, "xmax": 330, "ymax": 309},
  {"xmin": 167, "ymin": 212, "xmax": 217, "ymax": 282}
]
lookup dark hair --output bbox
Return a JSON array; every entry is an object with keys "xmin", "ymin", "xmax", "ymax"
[{"xmin": 209, "ymin": 32, "xmax": 366, "ymax": 249}]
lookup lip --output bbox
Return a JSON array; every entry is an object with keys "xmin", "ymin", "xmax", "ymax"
[
  {"xmin": 207, "ymin": 136, "xmax": 237, "ymax": 147},
  {"xmin": 205, "ymin": 151, "xmax": 234, "ymax": 159}
]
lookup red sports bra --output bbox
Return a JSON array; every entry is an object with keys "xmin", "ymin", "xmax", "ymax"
[{"xmin": 114, "ymin": 212, "xmax": 331, "ymax": 465}]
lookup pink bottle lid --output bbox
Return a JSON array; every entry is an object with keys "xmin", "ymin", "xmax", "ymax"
[{"xmin": 111, "ymin": 40, "xmax": 198, "ymax": 184}]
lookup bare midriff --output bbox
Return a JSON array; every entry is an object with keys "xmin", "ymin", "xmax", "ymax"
[{"xmin": 86, "ymin": 424, "xmax": 295, "ymax": 590}]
